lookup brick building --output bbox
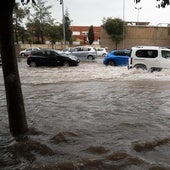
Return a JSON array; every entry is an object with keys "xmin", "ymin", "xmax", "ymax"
[{"xmin": 70, "ymin": 26, "xmax": 101, "ymax": 45}]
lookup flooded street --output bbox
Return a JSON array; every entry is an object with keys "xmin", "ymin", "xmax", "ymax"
[{"xmin": 0, "ymin": 59, "xmax": 170, "ymax": 170}]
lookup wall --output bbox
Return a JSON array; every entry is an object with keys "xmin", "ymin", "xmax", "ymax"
[{"xmin": 100, "ymin": 26, "xmax": 170, "ymax": 51}]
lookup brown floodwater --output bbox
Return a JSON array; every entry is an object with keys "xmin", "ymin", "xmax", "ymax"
[{"xmin": 0, "ymin": 60, "xmax": 170, "ymax": 170}]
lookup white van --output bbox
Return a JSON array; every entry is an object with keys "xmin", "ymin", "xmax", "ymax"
[{"xmin": 128, "ymin": 46, "xmax": 170, "ymax": 72}]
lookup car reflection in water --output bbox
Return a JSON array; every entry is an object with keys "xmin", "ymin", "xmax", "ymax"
[{"xmin": 27, "ymin": 49, "xmax": 80, "ymax": 67}]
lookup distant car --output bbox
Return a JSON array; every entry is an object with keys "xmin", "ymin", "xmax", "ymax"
[
  {"xmin": 27, "ymin": 49, "xmax": 80, "ymax": 67},
  {"xmin": 128, "ymin": 46, "xmax": 170, "ymax": 72},
  {"xmin": 65, "ymin": 46, "xmax": 97, "ymax": 61},
  {"xmin": 103, "ymin": 49, "xmax": 130, "ymax": 66},
  {"xmin": 96, "ymin": 48, "xmax": 108, "ymax": 57},
  {"xmin": 20, "ymin": 47, "xmax": 41, "ymax": 57}
]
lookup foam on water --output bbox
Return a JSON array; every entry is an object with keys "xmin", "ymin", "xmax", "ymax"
[{"xmin": 15, "ymin": 62, "xmax": 170, "ymax": 85}]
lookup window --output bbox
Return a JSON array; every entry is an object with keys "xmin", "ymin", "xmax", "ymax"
[
  {"xmin": 114, "ymin": 51, "xmax": 129, "ymax": 56},
  {"xmin": 33, "ymin": 51, "xmax": 43, "ymax": 56},
  {"xmin": 162, "ymin": 50, "xmax": 170, "ymax": 59},
  {"xmin": 136, "ymin": 50, "xmax": 158, "ymax": 58}
]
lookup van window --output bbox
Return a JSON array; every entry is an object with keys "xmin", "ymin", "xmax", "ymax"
[
  {"xmin": 136, "ymin": 50, "xmax": 158, "ymax": 58},
  {"xmin": 162, "ymin": 50, "xmax": 170, "ymax": 59}
]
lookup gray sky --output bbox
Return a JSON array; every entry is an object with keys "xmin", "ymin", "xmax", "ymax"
[
  {"xmin": 47, "ymin": 0, "xmax": 170, "ymax": 26},
  {"xmin": 18, "ymin": 0, "xmax": 170, "ymax": 26}
]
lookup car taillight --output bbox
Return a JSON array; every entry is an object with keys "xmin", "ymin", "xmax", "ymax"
[{"xmin": 130, "ymin": 57, "xmax": 133, "ymax": 64}]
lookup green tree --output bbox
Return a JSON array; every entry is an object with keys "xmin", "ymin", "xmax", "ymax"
[
  {"xmin": 88, "ymin": 25, "xmax": 94, "ymax": 45},
  {"xmin": 44, "ymin": 23, "xmax": 63, "ymax": 48},
  {"xmin": 28, "ymin": 0, "xmax": 54, "ymax": 43},
  {"xmin": 103, "ymin": 17, "xmax": 125, "ymax": 49},
  {"xmin": 13, "ymin": 2, "xmax": 30, "ymax": 44}
]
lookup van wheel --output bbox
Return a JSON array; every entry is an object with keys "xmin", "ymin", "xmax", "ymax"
[
  {"xmin": 108, "ymin": 61, "xmax": 116, "ymax": 66},
  {"xmin": 150, "ymin": 67, "xmax": 162, "ymax": 72},
  {"xmin": 135, "ymin": 64, "xmax": 147, "ymax": 70}
]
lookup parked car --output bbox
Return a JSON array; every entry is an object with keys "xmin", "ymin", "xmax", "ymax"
[
  {"xmin": 65, "ymin": 46, "xmax": 97, "ymax": 61},
  {"xmin": 20, "ymin": 47, "xmax": 41, "ymax": 57},
  {"xmin": 128, "ymin": 46, "xmax": 170, "ymax": 72},
  {"xmin": 96, "ymin": 48, "xmax": 108, "ymax": 57},
  {"xmin": 27, "ymin": 49, "xmax": 80, "ymax": 67},
  {"xmin": 103, "ymin": 49, "xmax": 130, "ymax": 66}
]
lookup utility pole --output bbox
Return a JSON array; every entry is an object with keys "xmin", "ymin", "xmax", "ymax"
[{"xmin": 59, "ymin": 0, "xmax": 66, "ymax": 49}]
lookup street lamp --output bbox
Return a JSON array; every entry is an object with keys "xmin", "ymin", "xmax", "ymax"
[
  {"xmin": 58, "ymin": 0, "xmax": 66, "ymax": 49},
  {"xmin": 135, "ymin": 7, "xmax": 142, "ymax": 24}
]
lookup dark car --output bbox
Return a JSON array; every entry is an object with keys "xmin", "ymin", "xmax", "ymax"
[
  {"xmin": 27, "ymin": 49, "xmax": 80, "ymax": 67},
  {"xmin": 103, "ymin": 49, "xmax": 130, "ymax": 66}
]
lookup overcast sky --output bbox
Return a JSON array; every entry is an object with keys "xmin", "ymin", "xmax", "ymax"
[
  {"xmin": 19, "ymin": 0, "xmax": 170, "ymax": 26},
  {"xmin": 46, "ymin": 0, "xmax": 170, "ymax": 26}
]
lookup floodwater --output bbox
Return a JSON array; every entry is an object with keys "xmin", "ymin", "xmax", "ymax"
[{"xmin": 0, "ymin": 59, "xmax": 170, "ymax": 170}]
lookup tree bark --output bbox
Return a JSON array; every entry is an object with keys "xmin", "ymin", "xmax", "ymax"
[{"xmin": 0, "ymin": 0, "xmax": 28, "ymax": 136}]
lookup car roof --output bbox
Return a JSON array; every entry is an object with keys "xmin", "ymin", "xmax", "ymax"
[
  {"xmin": 111, "ymin": 49, "xmax": 130, "ymax": 52},
  {"xmin": 131, "ymin": 46, "xmax": 169, "ymax": 50}
]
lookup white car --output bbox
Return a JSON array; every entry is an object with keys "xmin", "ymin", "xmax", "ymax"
[
  {"xmin": 96, "ymin": 48, "xmax": 108, "ymax": 57},
  {"xmin": 20, "ymin": 47, "xmax": 41, "ymax": 57},
  {"xmin": 128, "ymin": 46, "xmax": 170, "ymax": 72}
]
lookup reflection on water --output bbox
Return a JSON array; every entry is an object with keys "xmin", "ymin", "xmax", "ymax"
[{"xmin": 0, "ymin": 61, "xmax": 170, "ymax": 169}]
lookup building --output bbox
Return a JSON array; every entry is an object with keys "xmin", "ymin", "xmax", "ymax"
[{"xmin": 70, "ymin": 26, "xmax": 101, "ymax": 45}]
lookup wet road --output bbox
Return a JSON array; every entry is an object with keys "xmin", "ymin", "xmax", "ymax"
[{"xmin": 0, "ymin": 59, "xmax": 170, "ymax": 170}]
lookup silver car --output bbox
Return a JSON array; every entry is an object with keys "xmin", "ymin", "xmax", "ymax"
[
  {"xmin": 65, "ymin": 46, "xmax": 97, "ymax": 61},
  {"xmin": 20, "ymin": 47, "xmax": 41, "ymax": 57}
]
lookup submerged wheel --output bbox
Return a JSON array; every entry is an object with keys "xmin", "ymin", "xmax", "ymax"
[
  {"xmin": 108, "ymin": 60, "xmax": 116, "ymax": 66},
  {"xmin": 150, "ymin": 67, "xmax": 162, "ymax": 72},
  {"xmin": 63, "ymin": 62, "xmax": 69, "ymax": 67},
  {"xmin": 134, "ymin": 64, "xmax": 147, "ymax": 70},
  {"xmin": 30, "ymin": 61, "xmax": 36, "ymax": 67}
]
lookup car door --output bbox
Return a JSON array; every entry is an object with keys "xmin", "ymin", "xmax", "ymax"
[
  {"xmin": 114, "ymin": 51, "xmax": 129, "ymax": 66},
  {"xmin": 45, "ymin": 51, "xmax": 59, "ymax": 66},
  {"xmin": 73, "ymin": 47, "xmax": 84, "ymax": 60}
]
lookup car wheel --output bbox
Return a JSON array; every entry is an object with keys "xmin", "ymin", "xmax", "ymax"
[
  {"xmin": 63, "ymin": 62, "xmax": 69, "ymax": 67},
  {"xmin": 134, "ymin": 64, "xmax": 147, "ymax": 70},
  {"xmin": 21, "ymin": 53, "xmax": 25, "ymax": 57},
  {"xmin": 88, "ymin": 55, "xmax": 93, "ymax": 61},
  {"xmin": 108, "ymin": 60, "xmax": 115, "ymax": 66},
  {"xmin": 102, "ymin": 53, "xmax": 106, "ymax": 57},
  {"xmin": 30, "ymin": 61, "xmax": 36, "ymax": 67}
]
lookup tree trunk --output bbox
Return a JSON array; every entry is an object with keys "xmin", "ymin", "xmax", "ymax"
[{"xmin": 0, "ymin": 0, "xmax": 28, "ymax": 137}]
